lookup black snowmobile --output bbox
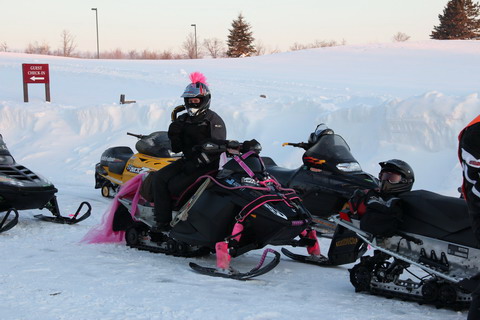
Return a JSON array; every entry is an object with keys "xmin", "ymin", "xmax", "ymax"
[
  {"xmin": 110, "ymin": 141, "xmax": 320, "ymax": 280},
  {"xmin": 0, "ymin": 134, "xmax": 91, "ymax": 232},
  {"xmin": 327, "ymin": 190, "xmax": 478, "ymax": 309},
  {"xmin": 263, "ymin": 124, "xmax": 378, "ymax": 234}
]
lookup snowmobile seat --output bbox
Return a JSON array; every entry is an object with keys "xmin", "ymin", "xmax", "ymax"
[
  {"xmin": 135, "ymin": 131, "xmax": 173, "ymax": 158},
  {"xmin": 398, "ymin": 190, "xmax": 478, "ymax": 248}
]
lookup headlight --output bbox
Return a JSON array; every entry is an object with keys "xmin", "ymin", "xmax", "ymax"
[{"xmin": 336, "ymin": 162, "xmax": 361, "ymax": 172}]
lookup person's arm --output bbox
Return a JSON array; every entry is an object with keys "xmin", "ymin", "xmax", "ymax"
[
  {"xmin": 208, "ymin": 112, "xmax": 227, "ymax": 141},
  {"xmin": 168, "ymin": 118, "xmax": 185, "ymax": 153}
]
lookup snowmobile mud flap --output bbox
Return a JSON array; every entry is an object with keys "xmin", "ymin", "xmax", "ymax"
[
  {"xmin": 35, "ymin": 200, "xmax": 92, "ymax": 225},
  {"xmin": 327, "ymin": 224, "xmax": 367, "ymax": 265},
  {"xmin": 0, "ymin": 208, "xmax": 19, "ymax": 233},
  {"xmin": 189, "ymin": 248, "xmax": 281, "ymax": 280}
]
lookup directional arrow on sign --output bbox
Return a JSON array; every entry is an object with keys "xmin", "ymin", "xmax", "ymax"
[{"xmin": 30, "ymin": 76, "xmax": 45, "ymax": 81}]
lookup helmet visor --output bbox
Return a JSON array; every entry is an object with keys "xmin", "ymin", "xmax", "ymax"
[{"xmin": 379, "ymin": 171, "xmax": 402, "ymax": 184}]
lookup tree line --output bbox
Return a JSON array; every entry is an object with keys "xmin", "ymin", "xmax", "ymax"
[{"xmin": 2, "ymin": 3, "xmax": 478, "ymax": 59}]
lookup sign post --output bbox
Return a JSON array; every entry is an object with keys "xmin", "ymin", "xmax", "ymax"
[{"xmin": 22, "ymin": 64, "xmax": 50, "ymax": 102}]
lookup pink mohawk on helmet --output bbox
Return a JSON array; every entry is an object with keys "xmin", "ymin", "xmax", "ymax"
[{"xmin": 189, "ymin": 72, "xmax": 208, "ymax": 86}]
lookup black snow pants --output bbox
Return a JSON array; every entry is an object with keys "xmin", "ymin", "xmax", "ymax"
[{"xmin": 151, "ymin": 158, "xmax": 218, "ymax": 224}]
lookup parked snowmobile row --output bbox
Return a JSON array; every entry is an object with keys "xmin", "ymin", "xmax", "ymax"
[
  {"xmin": 90, "ymin": 123, "xmax": 478, "ymax": 312},
  {"xmin": 0, "ymin": 134, "xmax": 91, "ymax": 233}
]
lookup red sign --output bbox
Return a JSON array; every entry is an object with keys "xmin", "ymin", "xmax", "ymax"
[{"xmin": 22, "ymin": 64, "xmax": 50, "ymax": 84}]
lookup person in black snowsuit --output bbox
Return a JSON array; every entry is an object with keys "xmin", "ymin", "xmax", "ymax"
[
  {"xmin": 347, "ymin": 159, "xmax": 414, "ymax": 237},
  {"xmin": 458, "ymin": 115, "xmax": 480, "ymax": 320},
  {"xmin": 149, "ymin": 73, "xmax": 226, "ymax": 231}
]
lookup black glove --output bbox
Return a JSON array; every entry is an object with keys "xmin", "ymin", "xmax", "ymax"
[
  {"xmin": 226, "ymin": 140, "xmax": 240, "ymax": 149},
  {"xmin": 168, "ymin": 120, "xmax": 184, "ymax": 137},
  {"xmin": 241, "ymin": 139, "xmax": 261, "ymax": 153}
]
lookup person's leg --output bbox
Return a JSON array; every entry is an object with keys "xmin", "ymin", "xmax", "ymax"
[{"xmin": 151, "ymin": 160, "xmax": 184, "ymax": 227}]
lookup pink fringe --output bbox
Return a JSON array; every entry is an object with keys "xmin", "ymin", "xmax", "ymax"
[
  {"xmin": 189, "ymin": 72, "xmax": 208, "ymax": 85},
  {"xmin": 81, "ymin": 173, "xmax": 146, "ymax": 244}
]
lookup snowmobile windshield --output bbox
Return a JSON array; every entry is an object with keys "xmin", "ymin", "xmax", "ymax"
[
  {"xmin": 304, "ymin": 134, "xmax": 361, "ymax": 172},
  {"xmin": 0, "ymin": 155, "xmax": 14, "ymax": 165}
]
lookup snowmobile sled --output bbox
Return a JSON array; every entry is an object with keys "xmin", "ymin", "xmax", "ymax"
[
  {"xmin": 330, "ymin": 189, "xmax": 478, "ymax": 309},
  {"xmin": 262, "ymin": 124, "xmax": 378, "ymax": 234},
  {"xmin": 109, "ymin": 141, "xmax": 320, "ymax": 280},
  {"xmin": 95, "ymin": 131, "xmax": 180, "ymax": 198},
  {"xmin": 0, "ymin": 134, "xmax": 91, "ymax": 232}
]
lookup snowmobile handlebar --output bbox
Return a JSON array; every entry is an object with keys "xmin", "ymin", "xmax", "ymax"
[
  {"xmin": 126, "ymin": 132, "xmax": 147, "ymax": 139},
  {"xmin": 171, "ymin": 105, "xmax": 186, "ymax": 121},
  {"xmin": 282, "ymin": 142, "xmax": 309, "ymax": 150}
]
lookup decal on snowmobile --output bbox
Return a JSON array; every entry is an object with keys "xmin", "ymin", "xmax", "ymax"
[
  {"xmin": 0, "ymin": 176, "xmax": 24, "ymax": 186},
  {"xmin": 334, "ymin": 236, "xmax": 359, "ymax": 247},
  {"xmin": 448, "ymin": 244, "xmax": 469, "ymax": 259},
  {"xmin": 101, "ymin": 155, "xmax": 120, "ymax": 162},
  {"xmin": 264, "ymin": 203, "xmax": 288, "ymax": 220},
  {"xmin": 303, "ymin": 157, "xmax": 325, "ymax": 166},
  {"xmin": 126, "ymin": 164, "xmax": 150, "ymax": 174}
]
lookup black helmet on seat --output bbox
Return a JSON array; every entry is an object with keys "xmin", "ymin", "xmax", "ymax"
[
  {"xmin": 308, "ymin": 123, "xmax": 334, "ymax": 145},
  {"xmin": 378, "ymin": 159, "xmax": 414, "ymax": 194}
]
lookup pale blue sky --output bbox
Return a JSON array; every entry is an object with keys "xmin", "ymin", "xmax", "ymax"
[{"xmin": 2, "ymin": 0, "xmax": 447, "ymax": 53}]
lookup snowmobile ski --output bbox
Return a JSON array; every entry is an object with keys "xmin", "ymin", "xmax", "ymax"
[
  {"xmin": 35, "ymin": 201, "xmax": 92, "ymax": 225},
  {"xmin": 281, "ymin": 248, "xmax": 333, "ymax": 266},
  {"xmin": 0, "ymin": 208, "xmax": 19, "ymax": 233},
  {"xmin": 189, "ymin": 249, "xmax": 281, "ymax": 280}
]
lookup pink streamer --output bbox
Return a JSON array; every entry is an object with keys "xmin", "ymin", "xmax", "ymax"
[{"xmin": 81, "ymin": 173, "xmax": 146, "ymax": 244}]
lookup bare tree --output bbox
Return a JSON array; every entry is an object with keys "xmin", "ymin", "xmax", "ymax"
[
  {"xmin": 128, "ymin": 50, "xmax": 138, "ymax": 59},
  {"xmin": 182, "ymin": 33, "xmax": 198, "ymax": 59},
  {"xmin": 159, "ymin": 50, "xmax": 175, "ymax": 60},
  {"xmin": 289, "ymin": 39, "xmax": 345, "ymax": 51},
  {"xmin": 392, "ymin": 32, "xmax": 411, "ymax": 42},
  {"xmin": 0, "ymin": 41, "xmax": 7, "ymax": 52},
  {"xmin": 253, "ymin": 40, "xmax": 266, "ymax": 56},
  {"xmin": 60, "ymin": 30, "xmax": 76, "ymax": 57},
  {"xmin": 203, "ymin": 38, "xmax": 224, "ymax": 58},
  {"xmin": 25, "ymin": 41, "xmax": 51, "ymax": 55}
]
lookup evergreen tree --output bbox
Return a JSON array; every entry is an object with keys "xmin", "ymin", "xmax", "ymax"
[
  {"xmin": 431, "ymin": 0, "xmax": 480, "ymax": 39},
  {"xmin": 226, "ymin": 14, "xmax": 256, "ymax": 57}
]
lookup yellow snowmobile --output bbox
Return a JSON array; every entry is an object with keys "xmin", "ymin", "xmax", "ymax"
[{"xmin": 94, "ymin": 131, "xmax": 180, "ymax": 197}]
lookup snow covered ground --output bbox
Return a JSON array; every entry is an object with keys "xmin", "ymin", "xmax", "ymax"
[{"xmin": 1, "ymin": 40, "xmax": 479, "ymax": 319}]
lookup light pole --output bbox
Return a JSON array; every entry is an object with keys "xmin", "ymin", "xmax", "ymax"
[
  {"xmin": 191, "ymin": 24, "xmax": 197, "ymax": 59},
  {"xmin": 91, "ymin": 8, "xmax": 100, "ymax": 59}
]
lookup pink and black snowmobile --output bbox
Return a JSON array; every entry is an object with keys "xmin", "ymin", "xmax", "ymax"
[{"xmin": 84, "ymin": 141, "xmax": 321, "ymax": 280}]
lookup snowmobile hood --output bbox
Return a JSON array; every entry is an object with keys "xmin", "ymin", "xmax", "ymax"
[
  {"xmin": 303, "ymin": 134, "xmax": 361, "ymax": 173},
  {"xmin": 0, "ymin": 163, "xmax": 54, "ymax": 189}
]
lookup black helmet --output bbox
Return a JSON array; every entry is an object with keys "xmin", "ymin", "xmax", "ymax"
[
  {"xmin": 181, "ymin": 72, "xmax": 211, "ymax": 116},
  {"xmin": 378, "ymin": 159, "xmax": 414, "ymax": 194},
  {"xmin": 308, "ymin": 123, "xmax": 334, "ymax": 145}
]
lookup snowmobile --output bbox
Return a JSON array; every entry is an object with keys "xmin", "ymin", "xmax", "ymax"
[
  {"xmin": 108, "ymin": 141, "xmax": 319, "ymax": 280},
  {"xmin": 326, "ymin": 189, "xmax": 478, "ymax": 309},
  {"xmin": 262, "ymin": 124, "xmax": 378, "ymax": 234},
  {"xmin": 0, "ymin": 134, "xmax": 91, "ymax": 232},
  {"xmin": 95, "ymin": 131, "xmax": 180, "ymax": 198}
]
